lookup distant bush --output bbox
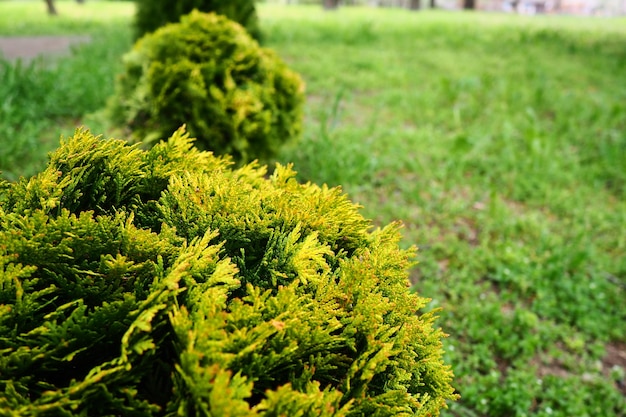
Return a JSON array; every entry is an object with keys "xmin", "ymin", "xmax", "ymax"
[
  {"xmin": 0, "ymin": 128, "xmax": 456, "ymax": 416},
  {"xmin": 108, "ymin": 11, "xmax": 305, "ymax": 166},
  {"xmin": 134, "ymin": 0, "xmax": 261, "ymax": 41}
]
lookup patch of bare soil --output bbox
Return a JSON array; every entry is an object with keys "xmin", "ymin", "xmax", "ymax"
[
  {"xmin": 0, "ymin": 36, "xmax": 90, "ymax": 62},
  {"xmin": 531, "ymin": 341, "xmax": 626, "ymax": 396},
  {"xmin": 603, "ymin": 341, "xmax": 626, "ymax": 395}
]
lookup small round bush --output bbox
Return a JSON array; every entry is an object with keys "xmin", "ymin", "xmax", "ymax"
[
  {"xmin": 108, "ymin": 11, "xmax": 305, "ymax": 165},
  {"xmin": 134, "ymin": 0, "xmax": 262, "ymax": 41},
  {"xmin": 0, "ymin": 128, "xmax": 456, "ymax": 416}
]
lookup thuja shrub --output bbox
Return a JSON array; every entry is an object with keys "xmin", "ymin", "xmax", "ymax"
[
  {"xmin": 0, "ymin": 128, "xmax": 456, "ymax": 416},
  {"xmin": 108, "ymin": 11, "xmax": 304, "ymax": 166},
  {"xmin": 134, "ymin": 0, "xmax": 261, "ymax": 41}
]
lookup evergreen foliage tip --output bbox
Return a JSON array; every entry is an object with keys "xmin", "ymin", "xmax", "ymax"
[{"xmin": 134, "ymin": 0, "xmax": 262, "ymax": 41}]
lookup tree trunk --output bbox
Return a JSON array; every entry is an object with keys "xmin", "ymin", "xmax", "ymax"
[
  {"xmin": 430, "ymin": 0, "xmax": 436, "ymax": 8},
  {"xmin": 409, "ymin": 0, "xmax": 421, "ymax": 9},
  {"xmin": 76, "ymin": 0, "xmax": 85, "ymax": 3},
  {"xmin": 463, "ymin": 0, "xmax": 476, "ymax": 9},
  {"xmin": 45, "ymin": 0, "xmax": 57, "ymax": 15},
  {"xmin": 323, "ymin": 0, "xmax": 340, "ymax": 9}
]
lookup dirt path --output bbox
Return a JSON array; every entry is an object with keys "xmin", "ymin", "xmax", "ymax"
[{"xmin": 0, "ymin": 35, "xmax": 90, "ymax": 62}]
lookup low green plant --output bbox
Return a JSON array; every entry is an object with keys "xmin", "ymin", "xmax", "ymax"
[
  {"xmin": 134, "ymin": 0, "xmax": 261, "ymax": 41},
  {"xmin": 0, "ymin": 127, "xmax": 456, "ymax": 416},
  {"xmin": 107, "ymin": 11, "xmax": 305, "ymax": 166}
]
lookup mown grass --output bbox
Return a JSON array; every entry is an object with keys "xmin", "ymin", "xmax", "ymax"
[
  {"xmin": 1, "ymin": 2, "xmax": 625, "ymax": 416},
  {"xmin": 0, "ymin": 0, "xmax": 133, "ymax": 180},
  {"xmin": 0, "ymin": 0, "xmax": 134, "ymax": 36}
]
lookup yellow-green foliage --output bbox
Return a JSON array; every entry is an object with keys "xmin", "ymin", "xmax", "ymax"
[
  {"xmin": 0, "ymin": 128, "xmax": 456, "ymax": 416},
  {"xmin": 108, "ymin": 11, "xmax": 305, "ymax": 166}
]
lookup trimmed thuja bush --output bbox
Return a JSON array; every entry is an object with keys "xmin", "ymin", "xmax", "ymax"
[
  {"xmin": 134, "ymin": 0, "xmax": 261, "ymax": 41},
  {"xmin": 0, "ymin": 128, "xmax": 456, "ymax": 416},
  {"xmin": 108, "ymin": 11, "xmax": 304, "ymax": 166}
]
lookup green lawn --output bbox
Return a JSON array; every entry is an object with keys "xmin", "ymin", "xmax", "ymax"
[{"xmin": 1, "ymin": 2, "xmax": 625, "ymax": 416}]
